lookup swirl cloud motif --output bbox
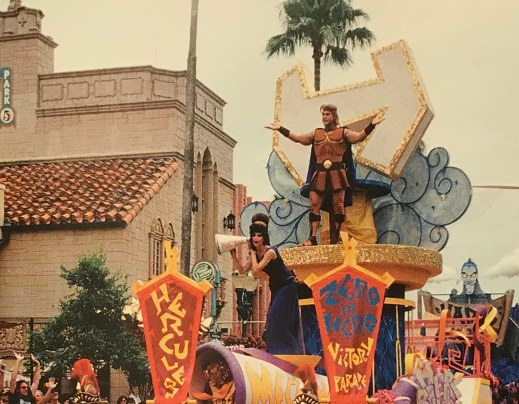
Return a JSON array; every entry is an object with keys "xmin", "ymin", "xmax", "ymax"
[
  {"xmin": 239, "ymin": 148, "xmax": 471, "ymax": 252},
  {"xmin": 373, "ymin": 147, "xmax": 472, "ymax": 251}
]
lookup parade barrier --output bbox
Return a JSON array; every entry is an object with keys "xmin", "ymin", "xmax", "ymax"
[{"xmin": 190, "ymin": 341, "xmax": 330, "ymax": 403}]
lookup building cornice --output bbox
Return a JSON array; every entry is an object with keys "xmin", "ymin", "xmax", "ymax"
[
  {"xmin": 0, "ymin": 32, "xmax": 57, "ymax": 48},
  {"xmin": 39, "ymin": 65, "xmax": 226, "ymax": 106},
  {"xmin": 36, "ymin": 100, "xmax": 237, "ymax": 148}
]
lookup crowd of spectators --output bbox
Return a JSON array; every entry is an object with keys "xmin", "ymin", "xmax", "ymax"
[{"xmin": 0, "ymin": 352, "xmax": 142, "ymax": 404}]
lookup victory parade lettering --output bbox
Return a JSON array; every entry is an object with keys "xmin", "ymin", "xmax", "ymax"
[{"xmin": 328, "ymin": 338, "xmax": 373, "ymax": 393}]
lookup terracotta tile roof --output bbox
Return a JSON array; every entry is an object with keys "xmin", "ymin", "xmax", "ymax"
[{"xmin": 0, "ymin": 157, "xmax": 179, "ymax": 227}]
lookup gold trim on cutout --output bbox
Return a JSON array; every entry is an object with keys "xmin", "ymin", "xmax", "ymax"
[{"xmin": 271, "ymin": 40, "xmax": 433, "ymax": 181}]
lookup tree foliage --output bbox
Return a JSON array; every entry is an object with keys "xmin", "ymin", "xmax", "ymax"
[
  {"xmin": 29, "ymin": 252, "xmax": 149, "ymax": 387},
  {"xmin": 266, "ymin": 0, "xmax": 375, "ymax": 91}
]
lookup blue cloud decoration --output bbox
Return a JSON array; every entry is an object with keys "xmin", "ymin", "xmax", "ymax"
[{"xmin": 239, "ymin": 147, "xmax": 471, "ymax": 252}]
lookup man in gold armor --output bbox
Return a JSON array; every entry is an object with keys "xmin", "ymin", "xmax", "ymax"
[{"xmin": 267, "ymin": 104, "xmax": 384, "ymax": 246}]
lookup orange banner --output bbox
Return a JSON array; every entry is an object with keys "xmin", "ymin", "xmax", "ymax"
[
  {"xmin": 307, "ymin": 265, "xmax": 389, "ymax": 402},
  {"xmin": 134, "ymin": 245, "xmax": 211, "ymax": 404}
]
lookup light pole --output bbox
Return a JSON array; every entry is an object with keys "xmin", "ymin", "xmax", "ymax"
[{"xmin": 231, "ymin": 275, "xmax": 259, "ymax": 337}]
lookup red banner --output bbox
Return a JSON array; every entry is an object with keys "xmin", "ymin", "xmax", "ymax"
[
  {"xmin": 134, "ymin": 247, "xmax": 211, "ymax": 404},
  {"xmin": 307, "ymin": 265, "xmax": 390, "ymax": 403}
]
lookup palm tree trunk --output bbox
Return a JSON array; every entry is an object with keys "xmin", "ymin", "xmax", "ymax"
[{"xmin": 312, "ymin": 46, "xmax": 323, "ymax": 91}]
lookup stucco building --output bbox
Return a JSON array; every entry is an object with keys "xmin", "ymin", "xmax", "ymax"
[{"xmin": 0, "ymin": 1, "xmax": 241, "ymax": 395}]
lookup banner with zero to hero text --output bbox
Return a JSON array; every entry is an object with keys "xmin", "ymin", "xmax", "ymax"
[{"xmin": 307, "ymin": 265, "xmax": 390, "ymax": 403}]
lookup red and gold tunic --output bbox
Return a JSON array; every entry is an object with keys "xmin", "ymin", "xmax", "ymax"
[{"xmin": 310, "ymin": 127, "xmax": 351, "ymax": 193}]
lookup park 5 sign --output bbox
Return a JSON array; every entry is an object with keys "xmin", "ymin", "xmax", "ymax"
[{"xmin": 0, "ymin": 67, "xmax": 15, "ymax": 125}]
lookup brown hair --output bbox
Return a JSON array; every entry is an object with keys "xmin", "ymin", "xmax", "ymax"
[{"xmin": 320, "ymin": 104, "xmax": 340, "ymax": 125}]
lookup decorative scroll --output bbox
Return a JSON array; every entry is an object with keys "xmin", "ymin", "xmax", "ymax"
[
  {"xmin": 373, "ymin": 147, "xmax": 472, "ymax": 251},
  {"xmin": 133, "ymin": 243, "xmax": 211, "ymax": 403}
]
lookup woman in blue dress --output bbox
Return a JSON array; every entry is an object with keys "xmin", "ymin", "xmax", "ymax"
[{"xmin": 230, "ymin": 213, "xmax": 305, "ymax": 355}]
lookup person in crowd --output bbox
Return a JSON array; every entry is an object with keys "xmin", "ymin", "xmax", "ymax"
[
  {"xmin": 59, "ymin": 394, "xmax": 72, "ymax": 404},
  {"xmin": 8, "ymin": 380, "xmax": 34, "ymax": 404},
  {"xmin": 8, "ymin": 351, "xmax": 52, "ymax": 404},
  {"xmin": 70, "ymin": 359, "xmax": 99, "ymax": 396},
  {"xmin": 266, "ymin": 105, "xmax": 384, "ymax": 245},
  {"xmin": 0, "ymin": 360, "xmax": 8, "ymax": 403},
  {"xmin": 128, "ymin": 386, "xmax": 140, "ymax": 404},
  {"xmin": 116, "ymin": 395, "xmax": 127, "ymax": 404},
  {"xmin": 48, "ymin": 387, "xmax": 60, "ymax": 404},
  {"xmin": 230, "ymin": 213, "xmax": 304, "ymax": 355},
  {"xmin": 33, "ymin": 390, "xmax": 45, "ymax": 404},
  {"xmin": 1, "ymin": 388, "xmax": 9, "ymax": 404}
]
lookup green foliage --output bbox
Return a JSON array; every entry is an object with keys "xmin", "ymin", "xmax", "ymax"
[
  {"xmin": 266, "ymin": 0, "xmax": 375, "ymax": 90},
  {"xmin": 29, "ymin": 252, "xmax": 150, "ymax": 386}
]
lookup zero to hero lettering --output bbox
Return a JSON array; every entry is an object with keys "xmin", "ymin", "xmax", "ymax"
[
  {"xmin": 324, "ymin": 312, "xmax": 377, "ymax": 338},
  {"xmin": 320, "ymin": 275, "xmax": 380, "ymax": 307}
]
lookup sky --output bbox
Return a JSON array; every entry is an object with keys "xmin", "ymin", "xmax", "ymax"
[{"xmin": 5, "ymin": 0, "xmax": 519, "ymax": 301}]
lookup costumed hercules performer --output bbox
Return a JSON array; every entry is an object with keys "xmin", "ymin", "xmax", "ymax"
[{"xmin": 266, "ymin": 104, "xmax": 384, "ymax": 245}]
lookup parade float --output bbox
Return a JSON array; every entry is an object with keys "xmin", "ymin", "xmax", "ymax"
[{"xmin": 131, "ymin": 41, "xmax": 517, "ymax": 403}]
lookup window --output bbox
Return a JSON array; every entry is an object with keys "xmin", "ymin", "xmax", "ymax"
[{"xmin": 149, "ymin": 219, "xmax": 176, "ymax": 278}]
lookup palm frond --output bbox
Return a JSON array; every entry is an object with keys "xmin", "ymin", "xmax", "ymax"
[
  {"xmin": 265, "ymin": 34, "xmax": 296, "ymax": 57},
  {"xmin": 265, "ymin": 0, "xmax": 375, "ymax": 86},
  {"xmin": 324, "ymin": 46, "xmax": 352, "ymax": 67}
]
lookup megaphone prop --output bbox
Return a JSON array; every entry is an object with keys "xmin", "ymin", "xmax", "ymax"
[{"xmin": 215, "ymin": 234, "xmax": 248, "ymax": 254}]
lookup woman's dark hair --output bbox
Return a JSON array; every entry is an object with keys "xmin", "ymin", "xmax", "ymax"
[
  {"xmin": 116, "ymin": 395, "xmax": 128, "ymax": 404},
  {"xmin": 249, "ymin": 213, "xmax": 270, "ymax": 247},
  {"xmin": 15, "ymin": 380, "xmax": 30, "ymax": 392}
]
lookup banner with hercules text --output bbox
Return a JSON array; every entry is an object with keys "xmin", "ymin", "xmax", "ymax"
[
  {"xmin": 306, "ymin": 265, "xmax": 391, "ymax": 402},
  {"xmin": 134, "ymin": 245, "xmax": 211, "ymax": 404}
]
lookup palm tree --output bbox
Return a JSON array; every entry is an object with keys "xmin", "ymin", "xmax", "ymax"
[{"xmin": 266, "ymin": 0, "xmax": 374, "ymax": 91}]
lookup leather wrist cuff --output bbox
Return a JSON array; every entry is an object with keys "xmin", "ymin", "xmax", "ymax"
[
  {"xmin": 278, "ymin": 126, "xmax": 290, "ymax": 137},
  {"xmin": 364, "ymin": 122, "xmax": 376, "ymax": 135}
]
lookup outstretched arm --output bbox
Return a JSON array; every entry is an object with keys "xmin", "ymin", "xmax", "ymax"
[
  {"xmin": 344, "ymin": 112, "xmax": 385, "ymax": 144},
  {"xmin": 0, "ymin": 360, "xmax": 5, "ymax": 392},
  {"xmin": 9, "ymin": 351, "xmax": 23, "ymax": 393},
  {"xmin": 265, "ymin": 123, "xmax": 314, "ymax": 146},
  {"xmin": 30, "ymin": 354, "xmax": 41, "ymax": 396},
  {"xmin": 43, "ymin": 377, "xmax": 58, "ymax": 403}
]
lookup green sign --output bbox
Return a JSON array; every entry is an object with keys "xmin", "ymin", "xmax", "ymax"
[{"xmin": 0, "ymin": 67, "xmax": 15, "ymax": 125}]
